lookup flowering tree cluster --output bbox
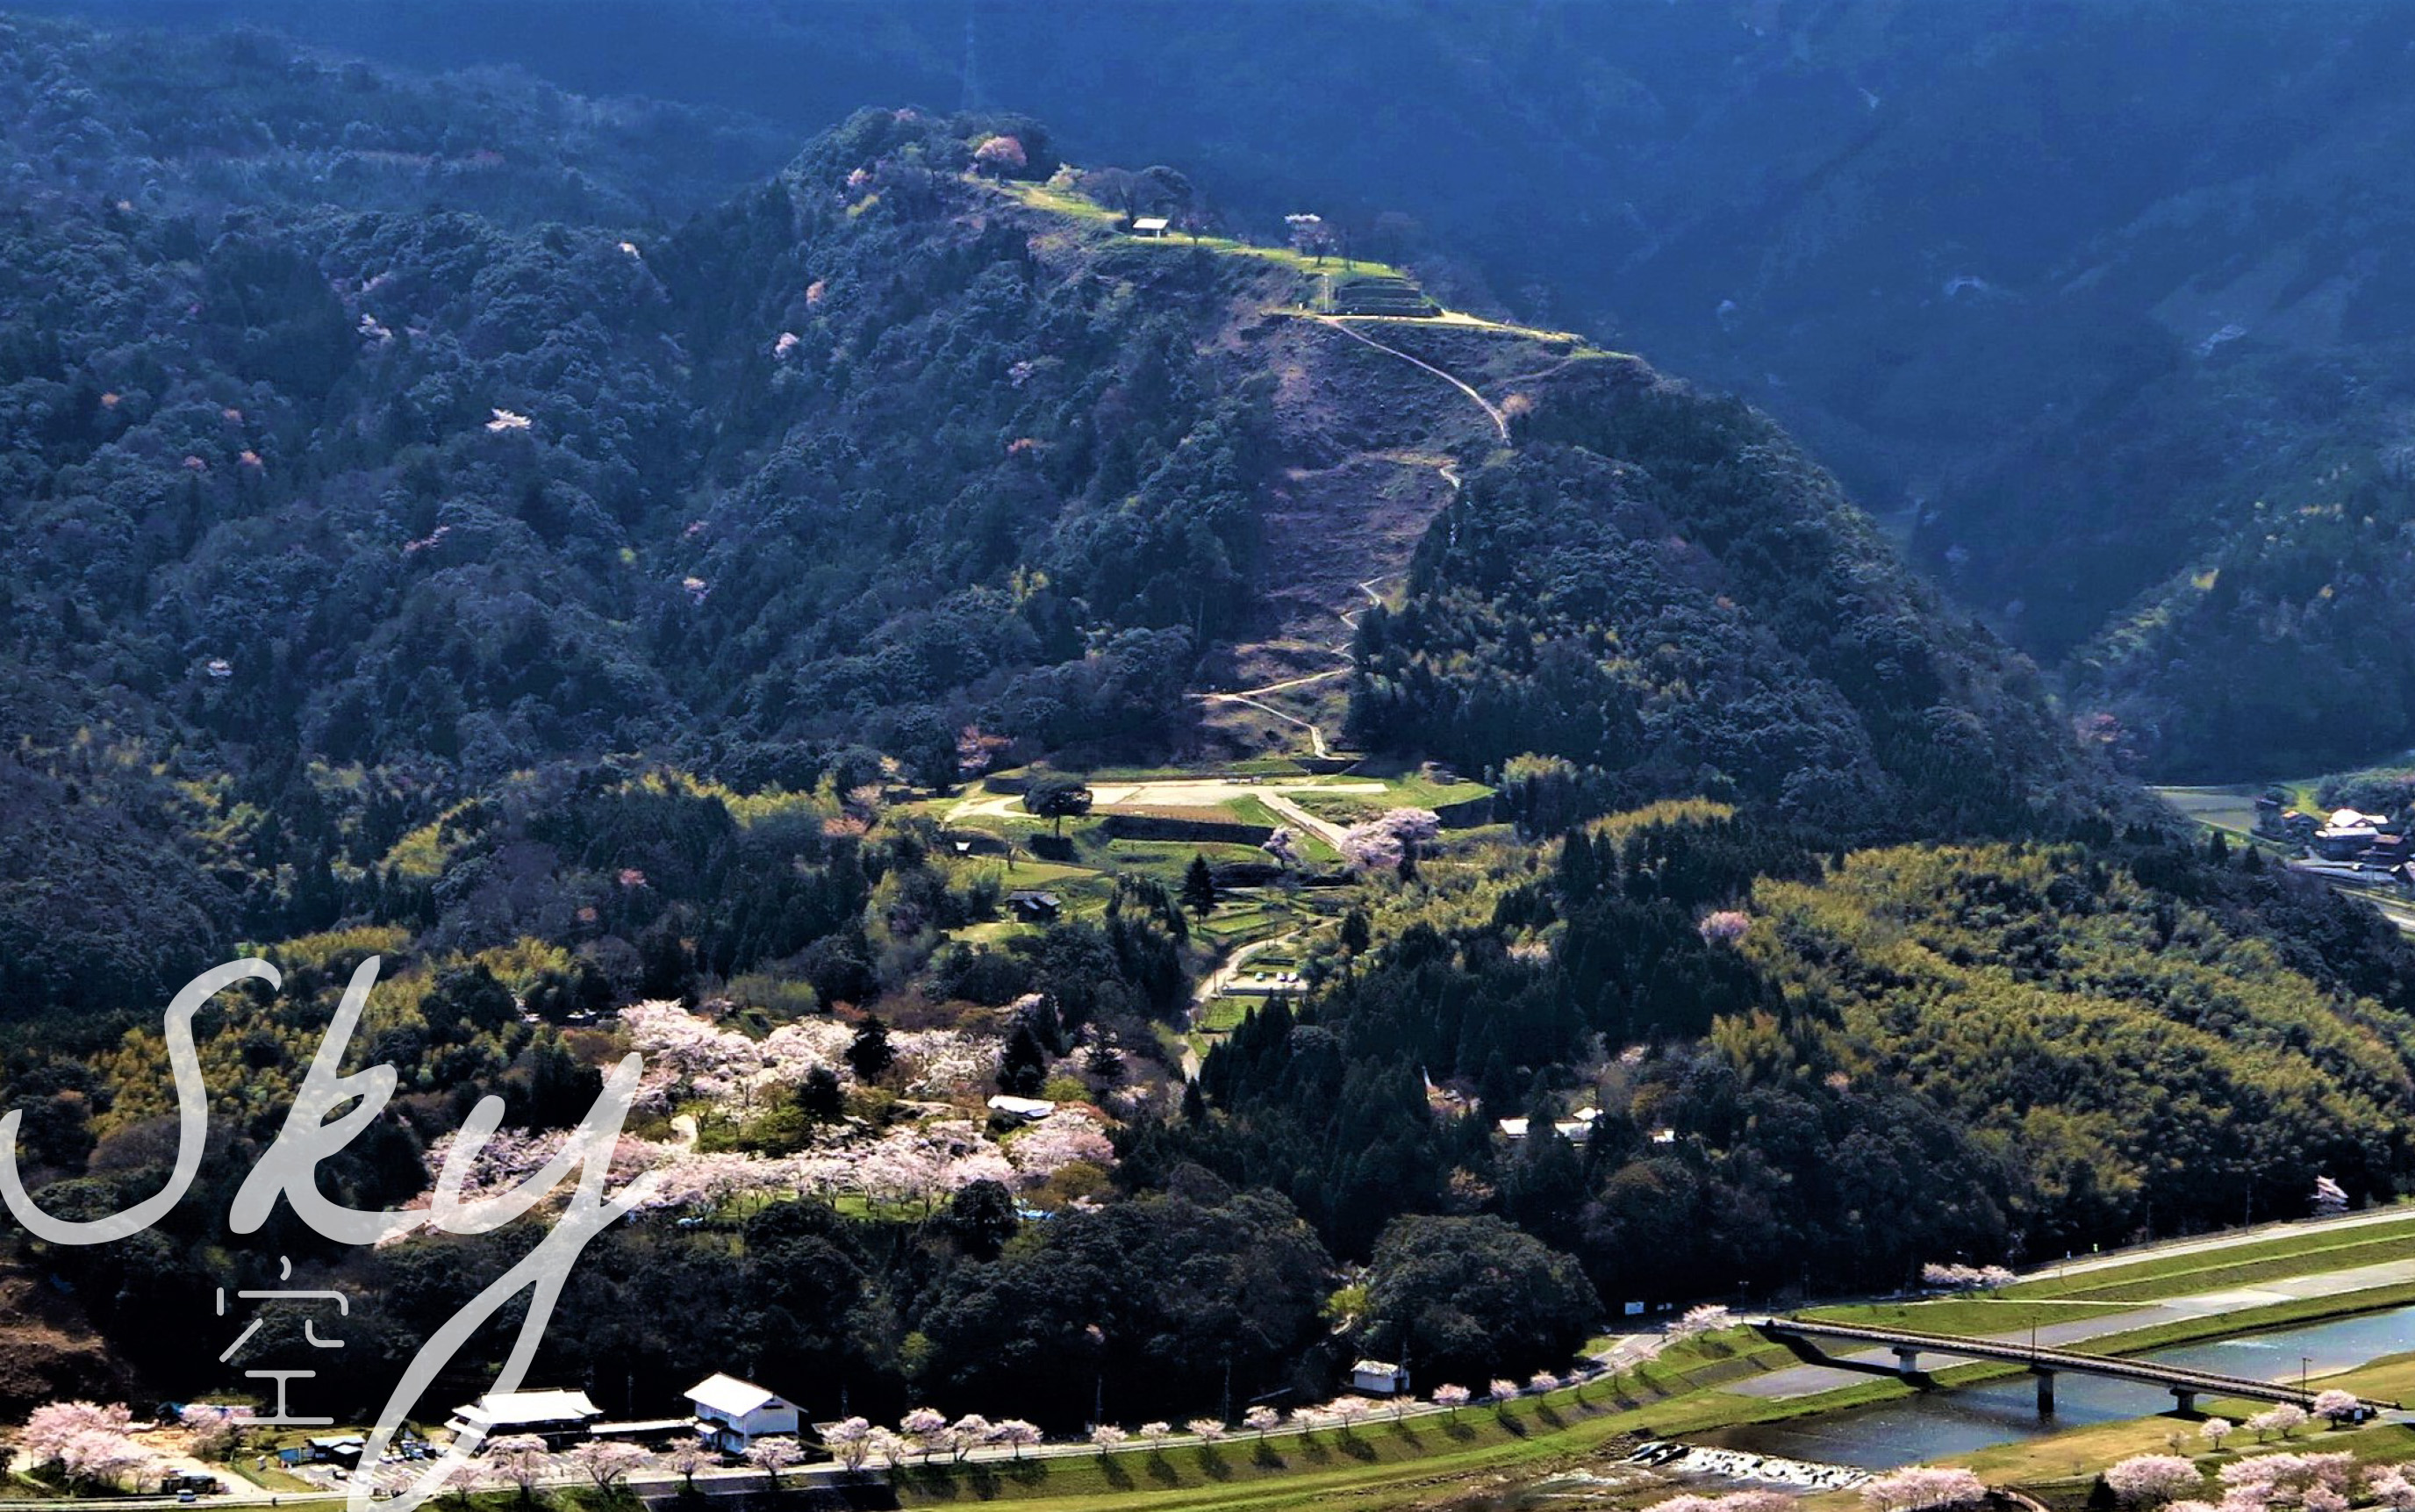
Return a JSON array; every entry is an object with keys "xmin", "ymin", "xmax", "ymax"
[
  {"xmin": 1337, "ymin": 808, "xmax": 1443, "ymax": 872},
  {"xmin": 19, "ymin": 1401, "xmax": 156, "ymax": 1489},
  {"xmin": 1919, "ymin": 1262, "xmax": 2017, "ymax": 1292},
  {"xmin": 1860, "ymin": 1466, "xmax": 1988, "ymax": 1511},
  {"xmin": 623, "ymin": 1001, "xmax": 855, "ymax": 1114},
  {"xmin": 1673, "ymin": 1303, "xmax": 1738, "ymax": 1336},
  {"xmin": 2245, "ymin": 1406, "xmax": 2311, "ymax": 1441},
  {"xmin": 2216, "ymin": 1451, "xmax": 2356, "ymax": 1506},
  {"xmin": 1004, "ymin": 1108, "xmax": 1117, "ymax": 1186},
  {"xmin": 2365, "ymin": 1467, "xmax": 2415, "ymax": 1511},
  {"xmin": 2105, "ymin": 1454, "xmax": 2204, "ymax": 1505},
  {"xmin": 177, "ymin": 1402, "xmax": 242, "ymax": 1458}
]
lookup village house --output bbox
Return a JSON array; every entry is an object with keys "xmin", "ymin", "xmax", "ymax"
[
  {"xmin": 1350, "ymin": 1359, "xmax": 1409, "ymax": 1396},
  {"xmin": 986, "ymin": 1093, "xmax": 1057, "ymax": 1123},
  {"xmin": 1497, "ymin": 1107, "xmax": 1602, "ymax": 1143},
  {"xmin": 1130, "ymin": 216, "xmax": 1171, "ymax": 239},
  {"xmin": 445, "ymin": 1387, "xmax": 605, "ymax": 1448},
  {"xmin": 1006, "ymin": 889, "xmax": 1062, "ymax": 923},
  {"xmin": 2313, "ymin": 807, "xmax": 2387, "ymax": 860},
  {"xmin": 686, "ymin": 1373, "xmax": 800, "ymax": 1453}
]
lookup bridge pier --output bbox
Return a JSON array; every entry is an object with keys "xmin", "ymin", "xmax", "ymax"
[
  {"xmin": 1893, "ymin": 1346, "xmax": 1921, "ymax": 1376},
  {"xmin": 2172, "ymin": 1387, "xmax": 2197, "ymax": 1415},
  {"xmin": 2034, "ymin": 1368, "xmax": 2056, "ymax": 1416}
]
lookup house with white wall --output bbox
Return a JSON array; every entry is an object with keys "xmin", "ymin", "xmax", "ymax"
[{"xmin": 686, "ymin": 1373, "xmax": 799, "ymax": 1452}]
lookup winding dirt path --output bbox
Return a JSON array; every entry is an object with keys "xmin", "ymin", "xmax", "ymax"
[{"xmin": 1317, "ymin": 317, "xmax": 1510, "ymax": 441}]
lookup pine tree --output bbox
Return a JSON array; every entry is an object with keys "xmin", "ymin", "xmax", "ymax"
[
  {"xmin": 846, "ymin": 1015, "xmax": 896, "ymax": 1080},
  {"xmin": 1181, "ymin": 854, "xmax": 1218, "ymax": 921}
]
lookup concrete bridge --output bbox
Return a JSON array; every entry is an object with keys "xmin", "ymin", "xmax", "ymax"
[{"xmin": 1757, "ymin": 1315, "xmax": 2402, "ymax": 1418}]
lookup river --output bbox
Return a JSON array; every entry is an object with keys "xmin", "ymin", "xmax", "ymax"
[{"xmin": 1698, "ymin": 1305, "xmax": 2415, "ymax": 1469}]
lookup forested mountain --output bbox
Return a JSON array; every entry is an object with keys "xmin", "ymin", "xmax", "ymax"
[
  {"xmin": 1351, "ymin": 365, "xmax": 2089, "ymax": 839},
  {"xmin": 54, "ymin": 0, "xmax": 2415, "ymax": 779},
  {"xmin": 10, "ymin": 6, "xmax": 2415, "ymax": 1444}
]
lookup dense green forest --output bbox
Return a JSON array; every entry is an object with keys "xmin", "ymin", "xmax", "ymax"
[
  {"xmin": 9, "ymin": 9, "xmax": 2415, "ymax": 1445},
  {"xmin": 42, "ymin": 0, "xmax": 2415, "ymax": 779},
  {"xmin": 1348, "ymin": 375, "xmax": 2089, "ymax": 838}
]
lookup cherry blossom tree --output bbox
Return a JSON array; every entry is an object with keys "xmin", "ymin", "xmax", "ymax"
[
  {"xmin": 1698, "ymin": 910, "xmax": 1751, "ymax": 945},
  {"xmin": 1243, "ymin": 1406, "xmax": 1282, "ymax": 1439},
  {"xmin": 989, "ymin": 1420, "xmax": 1040, "ymax": 1460},
  {"xmin": 867, "ymin": 1429, "xmax": 908, "ymax": 1470},
  {"xmin": 177, "ymin": 1403, "xmax": 241, "ymax": 1458},
  {"xmin": 744, "ymin": 1437, "xmax": 801, "ymax": 1488},
  {"xmin": 663, "ymin": 1439, "xmax": 715, "ymax": 1490},
  {"xmin": 484, "ymin": 1435, "xmax": 550, "ymax": 1501},
  {"xmin": 900, "ymin": 1407, "xmax": 948, "ymax": 1463},
  {"xmin": 1138, "ymin": 1422, "xmax": 1172, "ymax": 1452},
  {"xmin": 973, "ymin": 135, "xmax": 1028, "ymax": 176},
  {"xmin": 2310, "ymin": 1389, "xmax": 2359, "ymax": 1424},
  {"xmin": 1430, "ymin": 1384, "xmax": 1470, "ymax": 1421},
  {"xmin": 1264, "ymin": 828, "xmax": 1301, "ymax": 869},
  {"xmin": 947, "ymin": 1415, "xmax": 990, "ymax": 1464},
  {"xmin": 825, "ymin": 1417, "xmax": 873, "ymax": 1473},
  {"xmin": 1527, "ymin": 1371, "xmax": 1562, "ymax": 1394},
  {"xmin": 61, "ymin": 1430, "xmax": 154, "ymax": 1493},
  {"xmin": 1285, "ymin": 213, "xmax": 1332, "ymax": 262},
  {"xmin": 1088, "ymin": 1425, "xmax": 1129, "ymax": 1454},
  {"xmin": 1337, "ymin": 808, "xmax": 1443, "ymax": 872},
  {"xmin": 1487, "ymin": 1378, "xmax": 1521, "ymax": 1404},
  {"xmin": 2202, "ymin": 1418, "xmax": 2235, "ymax": 1452},
  {"xmin": 1328, "ymin": 1398, "xmax": 1373, "ymax": 1437},
  {"xmin": 21, "ymin": 1401, "xmax": 134, "ymax": 1467},
  {"xmin": 564, "ymin": 1440, "xmax": 651, "ymax": 1490},
  {"xmin": 2106, "ymin": 1454, "xmax": 2203, "ymax": 1505},
  {"xmin": 2364, "ymin": 1468, "xmax": 2415, "ymax": 1511},
  {"xmin": 1186, "ymin": 1418, "xmax": 1227, "ymax": 1443},
  {"xmin": 19, "ymin": 1406, "xmax": 155, "ymax": 1495},
  {"xmin": 1675, "ymin": 1304, "xmax": 1737, "ymax": 1336},
  {"xmin": 2247, "ymin": 1405, "xmax": 2310, "ymax": 1441}
]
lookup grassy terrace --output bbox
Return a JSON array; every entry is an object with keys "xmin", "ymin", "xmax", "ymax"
[
  {"xmin": 986, "ymin": 177, "xmax": 1411, "ymax": 282},
  {"xmin": 2003, "ymin": 1214, "xmax": 2415, "ymax": 1303}
]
